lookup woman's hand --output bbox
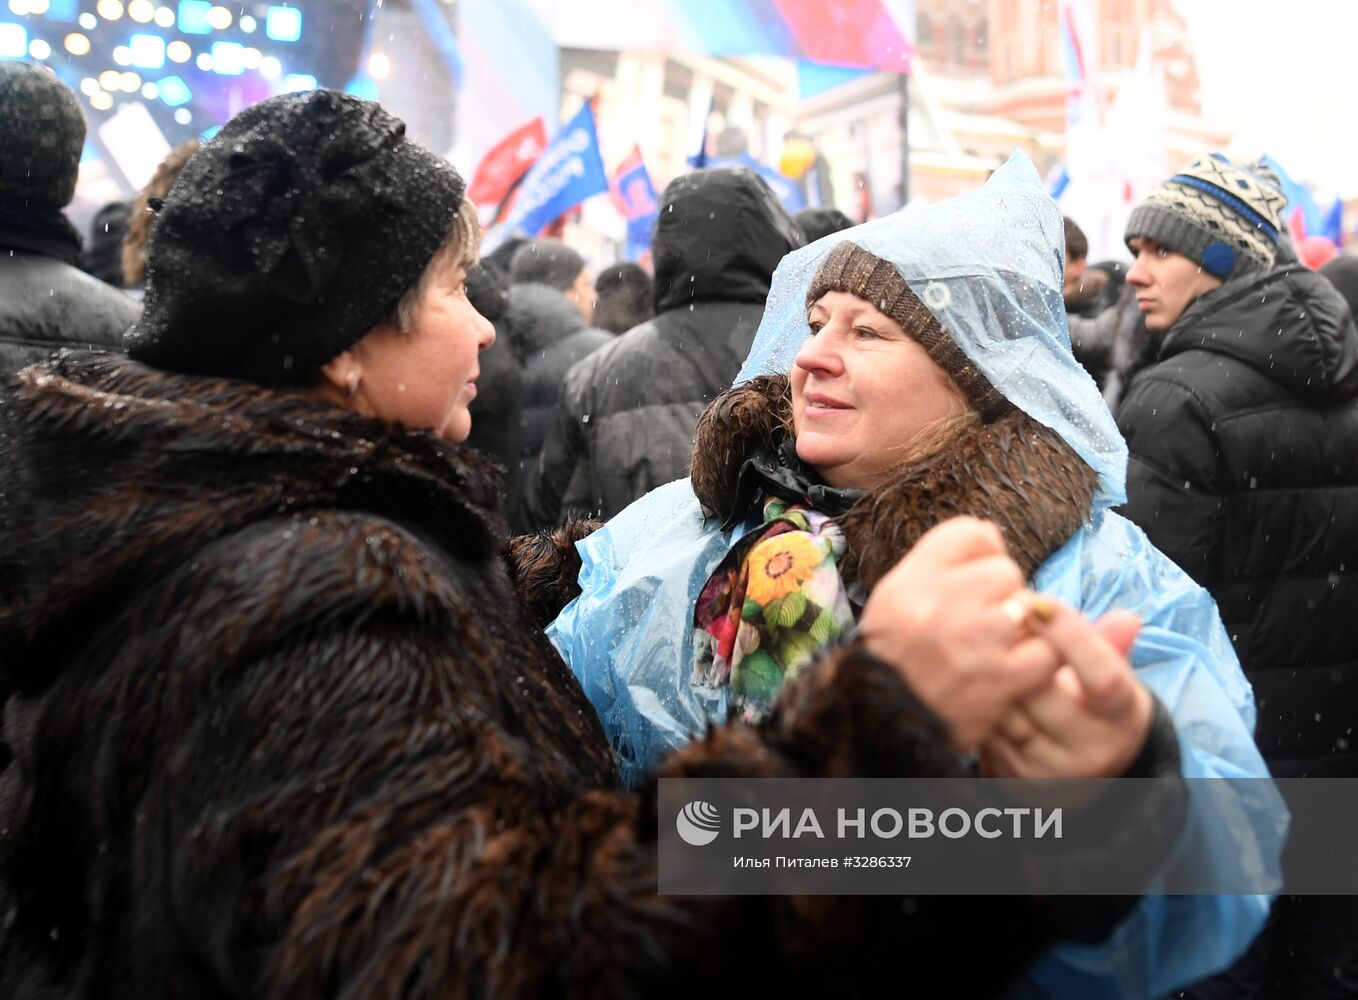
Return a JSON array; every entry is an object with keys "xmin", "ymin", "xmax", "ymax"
[
  {"xmin": 858, "ymin": 517, "xmax": 1065, "ymax": 749},
  {"xmin": 981, "ymin": 603, "xmax": 1155, "ymax": 779}
]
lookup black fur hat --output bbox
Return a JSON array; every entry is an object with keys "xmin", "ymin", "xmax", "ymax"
[{"xmin": 126, "ymin": 90, "xmax": 465, "ymax": 387}]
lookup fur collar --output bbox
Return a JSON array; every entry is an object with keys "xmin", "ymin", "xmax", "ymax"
[
  {"xmin": 0, "ymin": 353, "xmax": 506, "ymax": 660},
  {"xmin": 691, "ymin": 375, "xmax": 1097, "ymax": 589}
]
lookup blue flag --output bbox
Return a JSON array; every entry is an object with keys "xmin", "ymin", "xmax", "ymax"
[
  {"xmin": 505, "ymin": 101, "xmax": 609, "ymax": 237},
  {"xmin": 1321, "ymin": 196, "xmax": 1344, "ymax": 248},
  {"xmin": 611, "ymin": 146, "xmax": 659, "ymax": 263}
]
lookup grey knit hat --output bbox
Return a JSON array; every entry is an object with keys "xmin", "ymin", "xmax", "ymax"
[
  {"xmin": 806, "ymin": 240, "xmax": 1011, "ymax": 420},
  {"xmin": 1125, "ymin": 154, "xmax": 1288, "ymax": 280},
  {"xmin": 0, "ymin": 61, "xmax": 87, "ymax": 213},
  {"xmin": 126, "ymin": 90, "xmax": 465, "ymax": 387}
]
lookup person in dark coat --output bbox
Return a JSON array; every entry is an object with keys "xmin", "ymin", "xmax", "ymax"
[
  {"xmin": 592, "ymin": 260, "xmax": 653, "ymax": 333},
  {"xmin": 82, "ymin": 198, "xmax": 132, "ymax": 287},
  {"xmin": 510, "ymin": 237, "xmax": 596, "ymax": 323},
  {"xmin": 0, "ymin": 61, "xmax": 139, "ymax": 376},
  {"xmin": 1320, "ymin": 253, "xmax": 1358, "ymax": 321},
  {"xmin": 463, "ymin": 258, "xmax": 524, "ymax": 498},
  {"xmin": 523, "ymin": 166, "xmax": 804, "ymax": 526},
  {"xmin": 0, "ymin": 89, "xmax": 1072, "ymax": 1000},
  {"xmin": 794, "ymin": 206, "xmax": 853, "ymax": 243},
  {"xmin": 502, "ymin": 281, "xmax": 611, "ymax": 528},
  {"xmin": 1116, "ymin": 154, "xmax": 1358, "ymax": 998}
]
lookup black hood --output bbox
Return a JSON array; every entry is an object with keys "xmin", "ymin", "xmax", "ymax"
[
  {"xmin": 1163, "ymin": 263, "xmax": 1358, "ymax": 402},
  {"xmin": 651, "ymin": 167, "xmax": 803, "ymax": 314}
]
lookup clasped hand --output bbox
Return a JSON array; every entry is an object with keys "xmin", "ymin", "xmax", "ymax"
[{"xmin": 858, "ymin": 517, "xmax": 1154, "ymax": 780}]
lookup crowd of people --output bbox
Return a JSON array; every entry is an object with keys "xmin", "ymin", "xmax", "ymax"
[{"xmin": 2, "ymin": 59, "xmax": 1356, "ymax": 999}]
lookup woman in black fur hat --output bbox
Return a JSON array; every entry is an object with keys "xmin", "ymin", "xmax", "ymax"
[{"xmin": 0, "ymin": 91, "xmax": 1080, "ymax": 999}]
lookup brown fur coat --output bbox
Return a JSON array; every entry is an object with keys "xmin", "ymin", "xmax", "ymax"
[
  {"xmin": 0, "ymin": 355, "xmax": 1064, "ymax": 999},
  {"xmin": 690, "ymin": 374, "xmax": 1098, "ymax": 588}
]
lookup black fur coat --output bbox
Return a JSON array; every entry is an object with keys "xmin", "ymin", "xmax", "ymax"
[{"xmin": 0, "ymin": 355, "xmax": 1062, "ymax": 998}]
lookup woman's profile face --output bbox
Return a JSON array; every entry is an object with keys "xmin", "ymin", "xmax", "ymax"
[
  {"xmin": 791, "ymin": 290, "xmax": 964, "ymax": 490},
  {"xmin": 347, "ymin": 262, "xmax": 495, "ymax": 442}
]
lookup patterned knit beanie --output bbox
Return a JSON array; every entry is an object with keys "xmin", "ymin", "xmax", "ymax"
[
  {"xmin": 806, "ymin": 240, "xmax": 1011, "ymax": 420},
  {"xmin": 1125, "ymin": 154, "xmax": 1287, "ymax": 280},
  {"xmin": 0, "ymin": 61, "xmax": 87, "ymax": 213},
  {"xmin": 126, "ymin": 90, "xmax": 465, "ymax": 387}
]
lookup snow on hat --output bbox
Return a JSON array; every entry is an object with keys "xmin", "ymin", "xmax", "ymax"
[
  {"xmin": 126, "ymin": 90, "xmax": 465, "ymax": 387},
  {"xmin": 1125, "ymin": 154, "xmax": 1287, "ymax": 280}
]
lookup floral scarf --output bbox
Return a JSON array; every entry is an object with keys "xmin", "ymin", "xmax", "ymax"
[{"xmin": 693, "ymin": 497, "xmax": 857, "ymax": 722}]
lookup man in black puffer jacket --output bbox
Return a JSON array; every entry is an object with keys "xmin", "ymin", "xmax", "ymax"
[
  {"xmin": 522, "ymin": 167, "xmax": 803, "ymax": 527},
  {"xmin": 0, "ymin": 62, "xmax": 139, "ymax": 376},
  {"xmin": 1117, "ymin": 154, "xmax": 1358, "ymax": 1000}
]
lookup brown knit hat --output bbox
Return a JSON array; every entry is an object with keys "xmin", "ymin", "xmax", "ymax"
[{"xmin": 805, "ymin": 241, "xmax": 1010, "ymax": 420}]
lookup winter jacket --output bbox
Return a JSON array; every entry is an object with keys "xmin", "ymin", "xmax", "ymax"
[
  {"xmin": 0, "ymin": 353, "xmax": 1070, "ymax": 998},
  {"xmin": 521, "ymin": 167, "xmax": 803, "ymax": 528},
  {"xmin": 551, "ymin": 155, "xmax": 1285, "ymax": 999},
  {"xmin": 1117, "ymin": 264, "xmax": 1358, "ymax": 777},
  {"xmin": 0, "ymin": 225, "xmax": 139, "ymax": 375},
  {"xmin": 502, "ymin": 283, "xmax": 610, "ymax": 514},
  {"xmin": 464, "ymin": 260, "xmax": 524, "ymax": 502}
]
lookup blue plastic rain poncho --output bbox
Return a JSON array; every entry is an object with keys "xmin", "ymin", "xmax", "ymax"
[{"xmin": 549, "ymin": 153, "xmax": 1286, "ymax": 998}]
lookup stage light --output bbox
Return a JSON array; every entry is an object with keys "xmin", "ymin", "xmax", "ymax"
[
  {"xmin": 153, "ymin": 6, "xmax": 173, "ymax": 27},
  {"xmin": 8, "ymin": 1, "xmax": 29, "ymax": 17},
  {"xmin": 78, "ymin": 11, "xmax": 96, "ymax": 28},
  {"xmin": 156, "ymin": 74, "xmax": 190, "ymax": 106},
  {"xmin": 119, "ymin": 71, "xmax": 141, "ymax": 92},
  {"xmin": 129, "ymin": 33, "xmax": 165, "ymax": 69},
  {"xmin": 200, "ymin": 125, "xmax": 220, "ymax": 141},
  {"xmin": 210, "ymin": 41, "xmax": 244, "ymax": 75},
  {"xmin": 112, "ymin": 46, "xmax": 132, "ymax": 65},
  {"xmin": 345, "ymin": 75, "xmax": 378, "ymax": 101},
  {"xmin": 80, "ymin": 77, "xmax": 99, "ymax": 96},
  {"xmin": 95, "ymin": 0, "xmax": 124, "ymax": 20},
  {"xmin": 239, "ymin": 14, "xmax": 256, "ymax": 33},
  {"xmin": 47, "ymin": 0, "xmax": 77, "ymax": 18},
  {"xmin": 265, "ymin": 5, "xmax": 301, "ymax": 43},
  {"xmin": 29, "ymin": 0, "xmax": 49, "ymax": 11},
  {"xmin": 206, "ymin": 5, "xmax": 231, "ymax": 30},
  {"xmin": 0, "ymin": 22, "xmax": 24, "ymax": 58},
  {"xmin": 166, "ymin": 39, "xmax": 190, "ymax": 62},
  {"xmin": 64, "ymin": 31, "xmax": 90, "ymax": 54},
  {"xmin": 174, "ymin": 108, "xmax": 192, "ymax": 125},
  {"xmin": 178, "ymin": 0, "xmax": 211, "ymax": 34},
  {"xmin": 90, "ymin": 91, "xmax": 114, "ymax": 111},
  {"xmin": 282, "ymin": 73, "xmax": 316, "ymax": 93},
  {"xmin": 98, "ymin": 70, "xmax": 121, "ymax": 89},
  {"xmin": 259, "ymin": 55, "xmax": 281, "ymax": 79},
  {"xmin": 241, "ymin": 46, "xmax": 261, "ymax": 69},
  {"xmin": 127, "ymin": 0, "xmax": 152, "ymax": 22},
  {"xmin": 28, "ymin": 37, "xmax": 51, "ymax": 59},
  {"xmin": 368, "ymin": 52, "xmax": 390, "ymax": 80},
  {"xmin": 141, "ymin": 81, "xmax": 158, "ymax": 99},
  {"xmin": 195, "ymin": 52, "xmax": 212, "ymax": 70}
]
